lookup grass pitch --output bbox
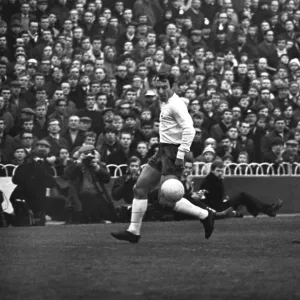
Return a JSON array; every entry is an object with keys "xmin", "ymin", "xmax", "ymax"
[{"xmin": 0, "ymin": 217, "xmax": 300, "ymax": 300}]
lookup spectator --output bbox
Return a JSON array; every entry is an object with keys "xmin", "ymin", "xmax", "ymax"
[
  {"xmin": 10, "ymin": 146, "xmax": 27, "ymax": 165},
  {"xmin": 189, "ymin": 127, "xmax": 206, "ymax": 160},
  {"xmin": 61, "ymin": 144, "xmax": 117, "ymax": 223},
  {"xmin": 133, "ymin": 0, "xmax": 163, "ymax": 27},
  {"xmin": 48, "ymin": 98, "xmax": 69, "ymax": 133},
  {"xmin": 140, "ymin": 120, "xmax": 154, "ymax": 141},
  {"xmin": 55, "ymin": 147, "xmax": 71, "ymax": 176},
  {"xmin": 112, "ymin": 156, "xmax": 141, "ymax": 204},
  {"xmin": 78, "ymin": 92, "xmax": 105, "ymax": 134},
  {"xmin": 33, "ymin": 101, "xmax": 48, "ymax": 139},
  {"xmin": 223, "ymin": 153, "xmax": 234, "ymax": 166},
  {"xmin": 44, "ymin": 118, "xmax": 69, "ymax": 158},
  {"xmin": 263, "ymin": 137, "xmax": 285, "ymax": 164},
  {"xmin": 249, "ymin": 118, "xmax": 268, "ymax": 162},
  {"xmin": 11, "ymin": 107, "xmax": 35, "ymax": 137},
  {"xmin": 0, "ymin": 95, "xmax": 13, "ymax": 133},
  {"xmin": 185, "ymin": 0, "xmax": 204, "ymax": 30},
  {"xmin": 123, "ymin": 113, "xmax": 144, "ymax": 146},
  {"xmin": 136, "ymin": 140, "xmax": 150, "ymax": 164},
  {"xmin": 258, "ymin": 30, "xmax": 278, "ymax": 69},
  {"xmin": 211, "ymin": 109, "xmax": 234, "ymax": 142},
  {"xmin": 261, "ymin": 117, "xmax": 292, "ymax": 155},
  {"xmin": 73, "ymin": 131, "xmax": 97, "ymax": 150},
  {"xmin": 11, "ymin": 139, "xmax": 60, "ymax": 226},
  {"xmin": 62, "ymin": 115, "xmax": 85, "ymax": 152},
  {"xmin": 200, "ymin": 161, "xmax": 283, "ymax": 217},
  {"xmin": 282, "ymin": 139, "xmax": 300, "ymax": 163},
  {"xmin": 216, "ymin": 136, "xmax": 239, "ymax": 162},
  {"xmin": 12, "ymin": 117, "xmax": 38, "ymax": 149},
  {"xmin": 18, "ymin": 131, "xmax": 35, "ymax": 156},
  {"xmin": 0, "ymin": 117, "xmax": 13, "ymax": 163},
  {"xmin": 97, "ymin": 125, "xmax": 120, "ymax": 163},
  {"xmin": 79, "ymin": 116, "xmax": 93, "ymax": 133},
  {"xmin": 238, "ymin": 122, "xmax": 255, "ymax": 160},
  {"xmin": 198, "ymin": 145, "xmax": 216, "ymax": 174},
  {"xmin": 237, "ymin": 151, "xmax": 249, "ymax": 163},
  {"xmin": 107, "ymin": 130, "xmax": 139, "ymax": 165}
]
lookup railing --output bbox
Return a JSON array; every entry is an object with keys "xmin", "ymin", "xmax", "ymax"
[
  {"xmin": 105, "ymin": 162, "xmax": 300, "ymax": 177},
  {"xmin": 193, "ymin": 162, "xmax": 300, "ymax": 176},
  {"xmin": 1, "ymin": 162, "xmax": 300, "ymax": 178},
  {"xmin": 0, "ymin": 164, "xmax": 57, "ymax": 177}
]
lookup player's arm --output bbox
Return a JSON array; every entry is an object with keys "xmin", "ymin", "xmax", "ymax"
[{"xmin": 172, "ymin": 100, "xmax": 195, "ymax": 160}]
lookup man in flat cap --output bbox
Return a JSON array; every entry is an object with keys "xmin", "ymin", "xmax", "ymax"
[
  {"xmin": 11, "ymin": 138, "xmax": 59, "ymax": 226},
  {"xmin": 9, "ymin": 102, "xmax": 37, "ymax": 137},
  {"xmin": 60, "ymin": 143, "xmax": 118, "ymax": 223},
  {"xmin": 189, "ymin": 29, "xmax": 207, "ymax": 52},
  {"xmin": 79, "ymin": 116, "xmax": 93, "ymax": 132},
  {"xmin": 282, "ymin": 139, "xmax": 300, "ymax": 163}
]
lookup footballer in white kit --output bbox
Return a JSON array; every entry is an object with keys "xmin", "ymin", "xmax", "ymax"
[{"xmin": 111, "ymin": 72, "xmax": 215, "ymax": 243}]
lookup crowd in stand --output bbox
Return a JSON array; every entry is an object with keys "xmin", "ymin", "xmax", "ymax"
[
  {"xmin": 1, "ymin": 0, "xmax": 300, "ymax": 171},
  {"xmin": 1, "ymin": 0, "xmax": 300, "ymax": 169},
  {"xmin": 1, "ymin": 0, "xmax": 300, "ymax": 225}
]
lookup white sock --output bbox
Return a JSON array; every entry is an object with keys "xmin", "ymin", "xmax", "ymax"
[
  {"xmin": 174, "ymin": 198, "xmax": 209, "ymax": 220},
  {"xmin": 127, "ymin": 199, "xmax": 148, "ymax": 235}
]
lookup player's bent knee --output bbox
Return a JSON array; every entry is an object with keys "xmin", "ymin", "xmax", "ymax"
[{"xmin": 133, "ymin": 165, "xmax": 161, "ymax": 199}]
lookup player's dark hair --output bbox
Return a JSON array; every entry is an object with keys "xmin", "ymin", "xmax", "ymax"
[{"xmin": 156, "ymin": 72, "xmax": 176, "ymax": 87}]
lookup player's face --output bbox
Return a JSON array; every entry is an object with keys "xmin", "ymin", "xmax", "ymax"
[{"xmin": 156, "ymin": 79, "xmax": 172, "ymax": 102}]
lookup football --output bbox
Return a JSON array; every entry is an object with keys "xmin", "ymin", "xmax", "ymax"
[{"xmin": 161, "ymin": 178, "xmax": 185, "ymax": 202}]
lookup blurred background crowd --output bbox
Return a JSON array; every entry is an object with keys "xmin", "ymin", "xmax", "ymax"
[{"xmin": 1, "ymin": 0, "xmax": 300, "ymax": 226}]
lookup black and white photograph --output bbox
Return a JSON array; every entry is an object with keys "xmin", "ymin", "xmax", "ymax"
[{"xmin": 0, "ymin": 0, "xmax": 300, "ymax": 299}]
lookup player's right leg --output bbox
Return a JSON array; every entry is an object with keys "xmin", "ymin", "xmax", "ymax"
[
  {"xmin": 158, "ymin": 145, "xmax": 216, "ymax": 239},
  {"xmin": 111, "ymin": 164, "xmax": 161, "ymax": 243}
]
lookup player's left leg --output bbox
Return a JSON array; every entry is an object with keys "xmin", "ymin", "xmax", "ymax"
[
  {"xmin": 159, "ymin": 145, "xmax": 215, "ymax": 239},
  {"xmin": 111, "ymin": 163, "xmax": 161, "ymax": 243}
]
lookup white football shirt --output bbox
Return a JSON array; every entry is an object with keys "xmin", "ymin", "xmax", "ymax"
[{"xmin": 159, "ymin": 92, "xmax": 195, "ymax": 159}]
